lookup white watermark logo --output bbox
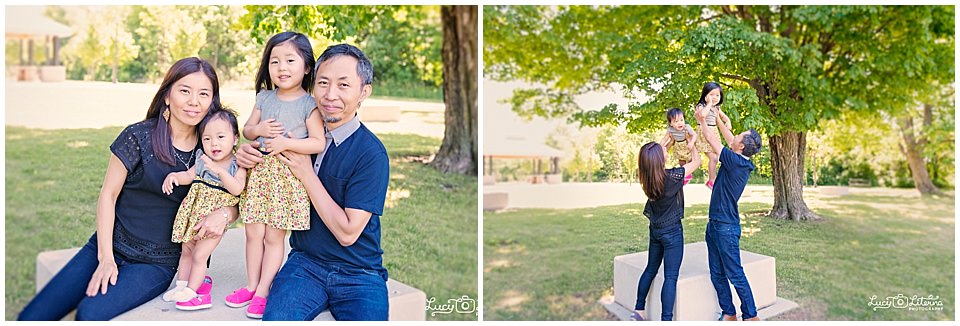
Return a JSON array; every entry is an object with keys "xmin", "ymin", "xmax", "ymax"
[
  {"xmin": 425, "ymin": 295, "xmax": 477, "ymax": 317},
  {"xmin": 869, "ymin": 294, "xmax": 944, "ymax": 312}
]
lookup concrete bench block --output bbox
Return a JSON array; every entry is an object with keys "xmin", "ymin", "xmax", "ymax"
[
  {"xmin": 39, "ymin": 66, "xmax": 67, "ymax": 82},
  {"xmin": 819, "ymin": 186, "xmax": 849, "ymax": 196},
  {"xmin": 36, "ymin": 247, "xmax": 81, "ymax": 292},
  {"xmin": 359, "ymin": 106, "xmax": 401, "ymax": 122},
  {"xmin": 613, "ymin": 241, "xmax": 777, "ymax": 320},
  {"xmin": 36, "ymin": 228, "xmax": 426, "ymax": 321},
  {"xmin": 483, "ymin": 192, "xmax": 508, "ymax": 211},
  {"xmin": 483, "ymin": 175, "xmax": 496, "ymax": 186},
  {"xmin": 545, "ymin": 174, "xmax": 562, "ymax": 184}
]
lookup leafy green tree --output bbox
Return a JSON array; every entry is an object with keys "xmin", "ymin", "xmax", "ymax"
[
  {"xmin": 546, "ymin": 125, "xmax": 601, "ymax": 182},
  {"xmin": 894, "ymin": 86, "xmax": 955, "ymax": 195},
  {"xmin": 593, "ymin": 127, "xmax": 649, "ymax": 183},
  {"xmin": 58, "ymin": 7, "xmax": 138, "ymax": 82},
  {"xmin": 103, "ymin": 7, "xmax": 139, "ymax": 83},
  {"xmin": 196, "ymin": 5, "xmax": 258, "ymax": 82},
  {"xmin": 124, "ymin": 6, "xmax": 206, "ymax": 82},
  {"xmin": 485, "ymin": 5, "xmax": 954, "ymax": 220},
  {"xmin": 243, "ymin": 5, "xmax": 477, "ymax": 175},
  {"xmin": 921, "ymin": 90, "xmax": 955, "ymax": 187}
]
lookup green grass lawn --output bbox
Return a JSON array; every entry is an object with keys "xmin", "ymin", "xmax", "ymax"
[
  {"xmin": 5, "ymin": 126, "xmax": 477, "ymax": 321},
  {"xmin": 484, "ymin": 194, "xmax": 954, "ymax": 321}
]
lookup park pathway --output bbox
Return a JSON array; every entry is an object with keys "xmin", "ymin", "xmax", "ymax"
[
  {"xmin": 484, "ymin": 183, "xmax": 924, "ymax": 210},
  {"xmin": 5, "ymin": 80, "xmax": 446, "ymax": 138}
]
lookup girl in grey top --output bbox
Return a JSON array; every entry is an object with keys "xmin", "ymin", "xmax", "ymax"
[{"xmin": 236, "ymin": 31, "xmax": 327, "ymax": 318}]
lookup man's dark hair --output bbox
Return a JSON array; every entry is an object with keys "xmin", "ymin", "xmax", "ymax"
[
  {"xmin": 315, "ymin": 43, "xmax": 374, "ymax": 86},
  {"xmin": 742, "ymin": 129, "xmax": 762, "ymax": 157}
]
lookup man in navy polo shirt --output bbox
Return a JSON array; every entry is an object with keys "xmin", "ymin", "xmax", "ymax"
[
  {"xmin": 236, "ymin": 44, "xmax": 390, "ymax": 321},
  {"xmin": 694, "ymin": 104, "xmax": 763, "ymax": 321}
]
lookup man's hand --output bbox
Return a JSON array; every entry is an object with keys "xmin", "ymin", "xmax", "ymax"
[
  {"xmin": 236, "ymin": 142, "xmax": 264, "ymax": 169},
  {"xmin": 276, "ymin": 151, "xmax": 316, "ymax": 181}
]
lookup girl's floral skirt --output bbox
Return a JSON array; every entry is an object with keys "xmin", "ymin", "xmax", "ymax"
[{"xmin": 240, "ymin": 155, "xmax": 311, "ymax": 231}]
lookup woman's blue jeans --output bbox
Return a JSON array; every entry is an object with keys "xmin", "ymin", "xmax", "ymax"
[
  {"xmin": 634, "ymin": 223, "xmax": 684, "ymax": 321},
  {"xmin": 17, "ymin": 236, "xmax": 176, "ymax": 321}
]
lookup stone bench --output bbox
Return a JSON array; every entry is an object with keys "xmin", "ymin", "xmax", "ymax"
[
  {"xmin": 483, "ymin": 192, "xmax": 508, "ymax": 211},
  {"xmin": 819, "ymin": 186, "xmax": 850, "ymax": 196},
  {"xmin": 606, "ymin": 241, "xmax": 796, "ymax": 320},
  {"xmin": 848, "ymin": 178, "xmax": 869, "ymax": 187},
  {"xmin": 359, "ymin": 106, "xmax": 401, "ymax": 122},
  {"xmin": 36, "ymin": 228, "xmax": 426, "ymax": 321},
  {"xmin": 545, "ymin": 173, "xmax": 562, "ymax": 184},
  {"xmin": 483, "ymin": 175, "xmax": 496, "ymax": 186}
]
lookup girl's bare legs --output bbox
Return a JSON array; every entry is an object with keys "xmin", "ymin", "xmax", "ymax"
[
  {"xmin": 163, "ymin": 241, "xmax": 194, "ymax": 301},
  {"xmin": 187, "ymin": 236, "xmax": 224, "ymax": 292},
  {"xmin": 254, "ymin": 227, "xmax": 287, "ymax": 298},
  {"xmin": 244, "ymin": 223, "xmax": 266, "ymax": 292},
  {"xmin": 177, "ymin": 241, "xmax": 195, "ymax": 281},
  {"xmin": 707, "ymin": 151, "xmax": 719, "ymax": 184}
]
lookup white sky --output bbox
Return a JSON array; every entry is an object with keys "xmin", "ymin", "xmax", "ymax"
[{"xmin": 482, "ymin": 78, "xmax": 637, "ymax": 152}]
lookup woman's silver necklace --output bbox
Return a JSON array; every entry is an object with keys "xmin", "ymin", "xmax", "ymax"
[{"xmin": 174, "ymin": 149, "xmax": 194, "ymax": 167}]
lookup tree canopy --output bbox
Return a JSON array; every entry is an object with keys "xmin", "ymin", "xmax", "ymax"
[
  {"xmin": 485, "ymin": 5, "xmax": 954, "ymax": 220},
  {"xmin": 485, "ymin": 5, "xmax": 954, "ymax": 135}
]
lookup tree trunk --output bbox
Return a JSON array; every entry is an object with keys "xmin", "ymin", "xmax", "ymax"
[
  {"xmin": 112, "ymin": 33, "xmax": 119, "ymax": 84},
  {"xmin": 769, "ymin": 131, "xmax": 822, "ymax": 221},
  {"xmin": 897, "ymin": 105, "xmax": 942, "ymax": 195},
  {"xmin": 431, "ymin": 5, "xmax": 478, "ymax": 175}
]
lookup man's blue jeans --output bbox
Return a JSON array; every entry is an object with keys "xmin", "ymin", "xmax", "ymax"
[
  {"xmin": 17, "ymin": 236, "xmax": 176, "ymax": 321},
  {"xmin": 705, "ymin": 221, "xmax": 757, "ymax": 319},
  {"xmin": 634, "ymin": 223, "xmax": 684, "ymax": 321},
  {"xmin": 263, "ymin": 250, "xmax": 389, "ymax": 321}
]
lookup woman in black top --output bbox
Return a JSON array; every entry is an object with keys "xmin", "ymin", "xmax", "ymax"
[
  {"xmin": 18, "ymin": 58, "xmax": 239, "ymax": 321},
  {"xmin": 632, "ymin": 140, "xmax": 700, "ymax": 321}
]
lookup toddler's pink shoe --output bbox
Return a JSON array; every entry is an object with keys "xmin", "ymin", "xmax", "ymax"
[
  {"xmin": 706, "ymin": 180, "xmax": 714, "ymax": 189},
  {"xmin": 176, "ymin": 293, "xmax": 212, "ymax": 311},
  {"xmin": 225, "ymin": 287, "xmax": 256, "ymax": 308},
  {"xmin": 197, "ymin": 276, "xmax": 213, "ymax": 295},
  {"xmin": 683, "ymin": 174, "xmax": 693, "ymax": 185},
  {"xmin": 246, "ymin": 296, "xmax": 267, "ymax": 319}
]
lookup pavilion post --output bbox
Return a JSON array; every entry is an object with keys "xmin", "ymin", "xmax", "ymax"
[
  {"xmin": 53, "ymin": 36, "xmax": 60, "ymax": 65},
  {"xmin": 28, "ymin": 39, "xmax": 35, "ymax": 66},
  {"xmin": 20, "ymin": 39, "xmax": 25, "ymax": 65}
]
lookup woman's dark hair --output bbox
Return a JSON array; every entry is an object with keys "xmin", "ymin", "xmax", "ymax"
[
  {"xmin": 255, "ymin": 31, "xmax": 316, "ymax": 94},
  {"xmin": 145, "ymin": 57, "xmax": 222, "ymax": 166},
  {"xmin": 198, "ymin": 108, "xmax": 240, "ymax": 151},
  {"xmin": 666, "ymin": 107, "xmax": 684, "ymax": 123},
  {"xmin": 637, "ymin": 142, "xmax": 667, "ymax": 200},
  {"xmin": 696, "ymin": 81, "xmax": 724, "ymax": 108}
]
